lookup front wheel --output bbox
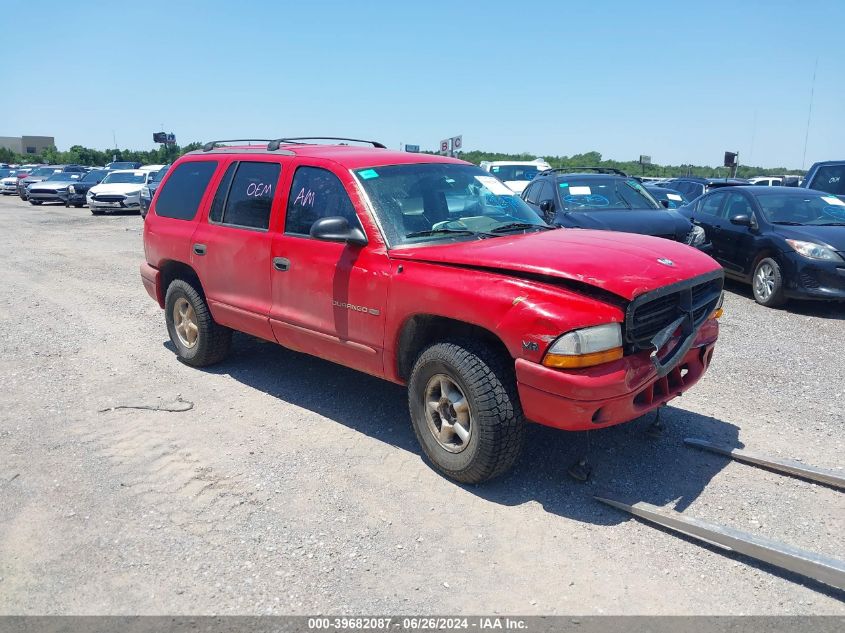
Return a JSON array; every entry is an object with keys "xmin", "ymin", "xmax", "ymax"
[
  {"xmin": 408, "ymin": 342, "xmax": 525, "ymax": 483},
  {"xmin": 752, "ymin": 257, "xmax": 786, "ymax": 307},
  {"xmin": 164, "ymin": 279, "xmax": 232, "ymax": 367}
]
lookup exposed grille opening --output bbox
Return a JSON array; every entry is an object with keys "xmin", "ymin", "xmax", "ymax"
[
  {"xmin": 625, "ymin": 273, "xmax": 723, "ymax": 351},
  {"xmin": 633, "ymin": 363, "xmax": 694, "ymax": 409}
]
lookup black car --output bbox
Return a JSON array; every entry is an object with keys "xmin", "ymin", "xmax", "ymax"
[
  {"xmin": 140, "ymin": 164, "xmax": 170, "ymax": 218},
  {"xmin": 802, "ymin": 160, "xmax": 844, "ymax": 201},
  {"xmin": 644, "ymin": 185, "xmax": 689, "ymax": 209},
  {"xmin": 65, "ymin": 169, "xmax": 109, "ymax": 207},
  {"xmin": 521, "ymin": 168, "xmax": 708, "ymax": 249},
  {"xmin": 678, "ymin": 186, "xmax": 845, "ymax": 306},
  {"xmin": 661, "ymin": 177, "xmax": 750, "ymax": 202}
]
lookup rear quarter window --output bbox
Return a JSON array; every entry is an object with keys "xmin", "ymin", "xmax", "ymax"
[
  {"xmin": 154, "ymin": 160, "xmax": 218, "ymax": 220},
  {"xmin": 809, "ymin": 165, "xmax": 845, "ymax": 196}
]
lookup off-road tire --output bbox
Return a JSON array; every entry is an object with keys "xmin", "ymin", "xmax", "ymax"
[
  {"xmin": 752, "ymin": 256, "xmax": 786, "ymax": 307},
  {"xmin": 408, "ymin": 341, "xmax": 525, "ymax": 483},
  {"xmin": 164, "ymin": 279, "xmax": 232, "ymax": 367}
]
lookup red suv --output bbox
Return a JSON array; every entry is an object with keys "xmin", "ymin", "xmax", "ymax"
[{"xmin": 141, "ymin": 138, "xmax": 724, "ymax": 483}]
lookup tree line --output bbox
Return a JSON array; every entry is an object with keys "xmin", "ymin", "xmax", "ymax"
[
  {"xmin": 0, "ymin": 143, "xmax": 202, "ymax": 167},
  {"xmin": 1, "ymin": 143, "xmax": 801, "ymax": 179},
  {"xmin": 453, "ymin": 150, "xmax": 802, "ymax": 179}
]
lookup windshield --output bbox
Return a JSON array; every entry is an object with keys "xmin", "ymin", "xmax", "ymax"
[
  {"xmin": 647, "ymin": 187, "xmax": 688, "ymax": 208},
  {"xmin": 0, "ymin": 169, "xmax": 15, "ymax": 178},
  {"xmin": 557, "ymin": 177, "xmax": 660, "ymax": 211},
  {"xmin": 101, "ymin": 172, "xmax": 145, "ymax": 184},
  {"xmin": 46, "ymin": 173, "xmax": 79, "ymax": 181},
  {"xmin": 489, "ymin": 164, "xmax": 542, "ymax": 182},
  {"xmin": 108, "ymin": 162, "xmax": 138, "ymax": 170},
  {"xmin": 82, "ymin": 170, "xmax": 107, "ymax": 182},
  {"xmin": 151, "ymin": 165, "xmax": 170, "ymax": 183},
  {"xmin": 31, "ymin": 167, "xmax": 59, "ymax": 177},
  {"xmin": 810, "ymin": 164, "xmax": 845, "ymax": 196},
  {"xmin": 756, "ymin": 192, "xmax": 845, "ymax": 224},
  {"xmin": 355, "ymin": 163, "xmax": 549, "ymax": 246}
]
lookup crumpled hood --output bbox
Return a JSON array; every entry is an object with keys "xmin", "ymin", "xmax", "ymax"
[
  {"xmin": 556, "ymin": 209, "xmax": 692, "ymax": 238},
  {"xmin": 389, "ymin": 228, "xmax": 722, "ymax": 301},
  {"xmin": 89, "ymin": 183, "xmax": 143, "ymax": 196}
]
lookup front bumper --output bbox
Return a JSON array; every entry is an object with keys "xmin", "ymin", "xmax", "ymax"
[
  {"xmin": 88, "ymin": 194, "xmax": 141, "ymax": 210},
  {"xmin": 27, "ymin": 190, "xmax": 63, "ymax": 202},
  {"xmin": 781, "ymin": 251, "xmax": 845, "ymax": 301},
  {"xmin": 516, "ymin": 318, "xmax": 719, "ymax": 431}
]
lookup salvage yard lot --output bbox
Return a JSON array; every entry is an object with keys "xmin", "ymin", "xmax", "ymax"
[{"xmin": 0, "ymin": 197, "xmax": 843, "ymax": 614}]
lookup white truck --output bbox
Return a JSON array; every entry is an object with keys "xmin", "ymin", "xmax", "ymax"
[{"xmin": 479, "ymin": 158, "xmax": 552, "ymax": 194}]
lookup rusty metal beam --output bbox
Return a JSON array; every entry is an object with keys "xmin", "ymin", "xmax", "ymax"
[
  {"xmin": 594, "ymin": 494, "xmax": 845, "ymax": 591},
  {"xmin": 684, "ymin": 437, "xmax": 845, "ymax": 490}
]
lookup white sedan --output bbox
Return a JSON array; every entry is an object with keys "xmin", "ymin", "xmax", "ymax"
[{"xmin": 87, "ymin": 170, "xmax": 153, "ymax": 214}]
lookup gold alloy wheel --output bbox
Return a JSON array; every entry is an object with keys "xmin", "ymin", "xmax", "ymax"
[
  {"xmin": 173, "ymin": 297, "xmax": 199, "ymax": 348},
  {"xmin": 424, "ymin": 374, "xmax": 473, "ymax": 453}
]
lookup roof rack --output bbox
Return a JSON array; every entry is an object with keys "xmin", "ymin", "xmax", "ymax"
[
  {"xmin": 202, "ymin": 139, "xmax": 277, "ymax": 152},
  {"xmin": 539, "ymin": 167, "xmax": 629, "ymax": 177},
  {"xmin": 266, "ymin": 137, "xmax": 387, "ymax": 151}
]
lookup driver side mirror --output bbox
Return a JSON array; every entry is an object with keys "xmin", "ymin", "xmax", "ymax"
[
  {"xmin": 660, "ymin": 199, "xmax": 671, "ymax": 208},
  {"xmin": 730, "ymin": 214, "xmax": 753, "ymax": 227},
  {"xmin": 309, "ymin": 216, "xmax": 368, "ymax": 246},
  {"xmin": 539, "ymin": 199, "xmax": 554, "ymax": 213}
]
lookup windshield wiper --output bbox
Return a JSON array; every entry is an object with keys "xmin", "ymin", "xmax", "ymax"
[
  {"xmin": 814, "ymin": 222, "xmax": 845, "ymax": 226},
  {"xmin": 405, "ymin": 228, "xmax": 491, "ymax": 239},
  {"xmin": 489, "ymin": 222, "xmax": 554, "ymax": 233},
  {"xmin": 771, "ymin": 221, "xmax": 804, "ymax": 225}
]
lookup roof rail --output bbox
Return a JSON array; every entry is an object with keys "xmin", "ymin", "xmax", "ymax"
[
  {"xmin": 202, "ymin": 139, "xmax": 277, "ymax": 152},
  {"xmin": 539, "ymin": 167, "xmax": 629, "ymax": 177},
  {"xmin": 266, "ymin": 137, "xmax": 387, "ymax": 151}
]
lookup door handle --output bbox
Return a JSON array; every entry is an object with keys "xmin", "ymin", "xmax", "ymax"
[
  {"xmin": 193, "ymin": 243, "xmax": 207, "ymax": 256},
  {"xmin": 273, "ymin": 257, "xmax": 290, "ymax": 272}
]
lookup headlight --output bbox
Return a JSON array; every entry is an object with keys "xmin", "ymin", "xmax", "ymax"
[
  {"xmin": 785, "ymin": 239, "xmax": 843, "ymax": 262},
  {"xmin": 141, "ymin": 186, "xmax": 150, "ymax": 197},
  {"xmin": 69, "ymin": 185, "xmax": 75, "ymax": 193},
  {"xmin": 542, "ymin": 323, "xmax": 623, "ymax": 369},
  {"xmin": 685, "ymin": 224, "xmax": 706, "ymax": 247}
]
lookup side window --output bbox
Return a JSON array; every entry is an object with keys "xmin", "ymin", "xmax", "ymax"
[
  {"xmin": 154, "ymin": 160, "xmax": 218, "ymax": 220},
  {"xmin": 524, "ymin": 181, "xmax": 540, "ymax": 204},
  {"xmin": 723, "ymin": 192, "xmax": 752, "ymax": 219},
  {"xmin": 538, "ymin": 180, "xmax": 554, "ymax": 203},
  {"xmin": 698, "ymin": 192, "xmax": 727, "ymax": 217},
  {"xmin": 285, "ymin": 166, "xmax": 360, "ymax": 236},
  {"xmin": 209, "ymin": 162, "xmax": 237, "ymax": 223},
  {"xmin": 221, "ymin": 162, "xmax": 280, "ymax": 230}
]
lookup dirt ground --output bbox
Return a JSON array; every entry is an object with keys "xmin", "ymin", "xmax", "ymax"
[{"xmin": 0, "ymin": 197, "xmax": 843, "ymax": 614}]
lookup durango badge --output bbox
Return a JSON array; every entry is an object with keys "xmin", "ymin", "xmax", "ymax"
[{"xmin": 657, "ymin": 258, "xmax": 675, "ymax": 267}]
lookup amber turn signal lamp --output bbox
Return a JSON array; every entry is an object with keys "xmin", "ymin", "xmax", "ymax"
[{"xmin": 542, "ymin": 346, "xmax": 624, "ymax": 369}]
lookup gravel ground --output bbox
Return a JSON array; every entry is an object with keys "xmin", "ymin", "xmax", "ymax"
[{"xmin": 0, "ymin": 197, "xmax": 842, "ymax": 615}]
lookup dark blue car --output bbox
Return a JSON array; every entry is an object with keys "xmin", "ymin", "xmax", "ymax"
[
  {"xmin": 678, "ymin": 186, "xmax": 845, "ymax": 307},
  {"xmin": 521, "ymin": 168, "xmax": 708, "ymax": 249}
]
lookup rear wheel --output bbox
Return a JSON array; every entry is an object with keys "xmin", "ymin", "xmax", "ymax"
[
  {"xmin": 164, "ymin": 279, "xmax": 232, "ymax": 367},
  {"xmin": 752, "ymin": 257, "xmax": 786, "ymax": 307},
  {"xmin": 408, "ymin": 341, "xmax": 525, "ymax": 483}
]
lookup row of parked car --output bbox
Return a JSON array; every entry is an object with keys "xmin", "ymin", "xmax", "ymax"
[
  {"xmin": 480, "ymin": 159, "xmax": 845, "ymax": 308},
  {"xmin": 0, "ymin": 162, "xmax": 170, "ymax": 216}
]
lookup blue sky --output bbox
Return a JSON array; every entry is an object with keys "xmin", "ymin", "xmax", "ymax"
[{"xmin": 2, "ymin": 0, "xmax": 842, "ymax": 168}]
